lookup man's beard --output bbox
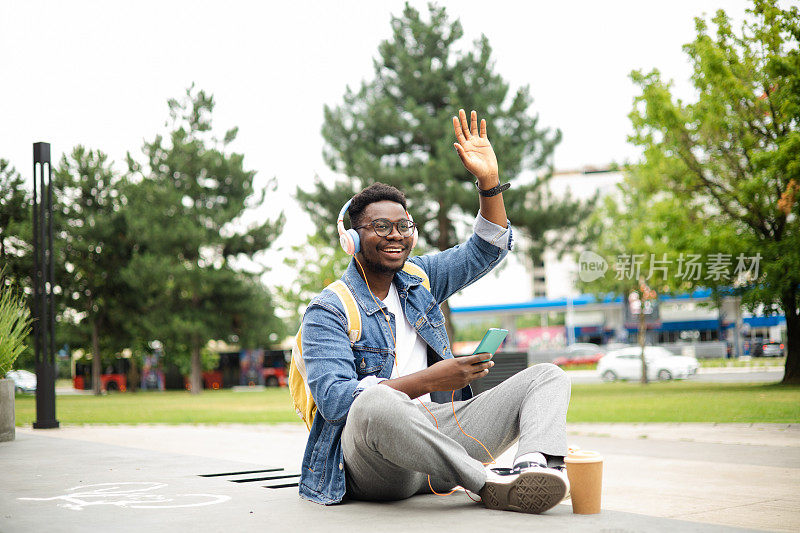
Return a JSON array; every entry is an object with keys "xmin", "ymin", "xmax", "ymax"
[{"xmin": 359, "ymin": 246, "xmax": 406, "ymax": 275}]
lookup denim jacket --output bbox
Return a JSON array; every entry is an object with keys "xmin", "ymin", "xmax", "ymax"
[{"xmin": 298, "ymin": 215, "xmax": 512, "ymax": 504}]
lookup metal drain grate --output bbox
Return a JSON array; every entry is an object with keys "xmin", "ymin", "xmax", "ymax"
[
  {"xmin": 198, "ymin": 468, "xmax": 301, "ymax": 489},
  {"xmin": 199, "ymin": 468, "xmax": 284, "ymax": 477},
  {"xmin": 230, "ymin": 473, "xmax": 300, "ymax": 483}
]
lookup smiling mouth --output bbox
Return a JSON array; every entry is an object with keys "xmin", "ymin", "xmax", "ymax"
[{"xmin": 380, "ymin": 247, "xmax": 406, "ymax": 258}]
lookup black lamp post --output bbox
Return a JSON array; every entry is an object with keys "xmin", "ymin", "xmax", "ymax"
[{"xmin": 32, "ymin": 142, "xmax": 59, "ymax": 429}]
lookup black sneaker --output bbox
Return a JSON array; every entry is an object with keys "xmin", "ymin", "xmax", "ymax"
[
  {"xmin": 510, "ymin": 462, "xmax": 571, "ymax": 501},
  {"xmin": 480, "ymin": 463, "xmax": 569, "ymax": 514}
]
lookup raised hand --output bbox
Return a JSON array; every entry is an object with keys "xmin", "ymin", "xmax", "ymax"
[{"xmin": 453, "ymin": 109, "xmax": 499, "ymax": 187}]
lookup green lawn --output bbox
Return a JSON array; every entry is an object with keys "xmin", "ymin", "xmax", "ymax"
[
  {"xmin": 568, "ymin": 382, "xmax": 799, "ymax": 423},
  {"xmin": 14, "ymin": 381, "xmax": 800, "ymax": 426},
  {"xmin": 14, "ymin": 388, "xmax": 301, "ymax": 426},
  {"xmin": 698, "ymin": 357, "xmax": 785, "ymax": 368}
]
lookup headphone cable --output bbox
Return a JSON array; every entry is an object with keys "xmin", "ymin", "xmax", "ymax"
[{"xmin": 352, "ymin": 255, "xmax": 495, "ymax": 500}]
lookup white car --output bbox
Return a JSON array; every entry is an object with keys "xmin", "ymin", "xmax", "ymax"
[
  {"xmin": 597, "ymin": 346, "xmax": 698, "ymax": 382},
  {"xmin": 5, "ymin": 369, "xmax": 37, "ymax": 393},
  {"xmin": 761, "ymin": 341, "xmax": 785, "ymax": 358}
]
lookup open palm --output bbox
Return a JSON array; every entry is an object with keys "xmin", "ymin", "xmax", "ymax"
[{"xmin": 453, "ymin": 109, "xmax": 499, "ymax": 185}]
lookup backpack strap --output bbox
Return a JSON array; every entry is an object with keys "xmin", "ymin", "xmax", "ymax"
[
  {"xmin": 401, "ymin": 262, "xmax": 431, "ymax": 291},
  {"xmin": 321, "ymin": 265, "xmax": 428, "ymax": 343},
  {"xmin": 328, "ymin": 280, "xmax": 361, "ymax": 343},
  {"xmin": 291, "ymin": 279, "xmax": 362, "ymax": 431}
]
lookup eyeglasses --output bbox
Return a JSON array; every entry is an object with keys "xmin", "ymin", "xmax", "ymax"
[{"xmin": 355, "ymin": 218, "xmax": 416, "ymax": 237}]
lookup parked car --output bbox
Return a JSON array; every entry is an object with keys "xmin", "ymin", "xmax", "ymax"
[
  {"xmin": 604, "ymin": 343, "xmax": 632, "ymax": 351},
  {"xmin": 761, "ymin": 341, "xmax": 786, "ymax": 357},
  {"xmin": 597, "ymin": 346, "xmax": 698, "ymax": 382},
  {"xmin": 6, "ymin": 369, "xmax": 37, "ymax": 393},
  {"xmin": 552, "ymin": 343, "xmax": 605, "ymax": 368}
]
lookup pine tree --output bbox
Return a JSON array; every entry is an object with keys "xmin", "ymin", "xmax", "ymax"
[
  {"xmin": 55, "ymin": 147, "xmax": 134, "ymax": 394},
  {"xmin": 298, "ymin": 3, "xmax": 592, "ymax": 336},
  {"xmin": 125, "ymin": 86, "xmax": 285, "ymax": 393}
]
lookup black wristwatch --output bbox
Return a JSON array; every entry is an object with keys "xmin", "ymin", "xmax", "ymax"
[{"xmin": 476, "ymin": 180, "xmax": 510, "ymax": 197}]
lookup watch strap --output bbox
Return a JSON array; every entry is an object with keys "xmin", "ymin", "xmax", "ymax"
[{"xmin": 476, "ymin": 181, "xmax": 510, "ymax": 197}]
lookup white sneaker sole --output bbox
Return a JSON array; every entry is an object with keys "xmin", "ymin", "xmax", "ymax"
[{"xmin": 481, "ymin": 470, "xmax": 567, "ymax": 514}]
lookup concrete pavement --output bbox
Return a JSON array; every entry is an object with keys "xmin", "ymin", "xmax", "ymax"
[{"xmin": 2, "ymin": 422, "xmax": 797, "ymax": 532}]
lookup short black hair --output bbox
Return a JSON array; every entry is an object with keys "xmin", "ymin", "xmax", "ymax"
[{"xmin": 348, "ymin": 183, "xmax": 407, "ymax": 228}]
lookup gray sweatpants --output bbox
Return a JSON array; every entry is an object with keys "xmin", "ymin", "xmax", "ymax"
[{"xmin": 341, "ymin": 363, "xmax": 570, "ymax": 501}]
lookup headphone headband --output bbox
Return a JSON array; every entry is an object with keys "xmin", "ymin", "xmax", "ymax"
[{"xmin": 337, "ymin": 199, "xmax": 352, "ymax": 225}]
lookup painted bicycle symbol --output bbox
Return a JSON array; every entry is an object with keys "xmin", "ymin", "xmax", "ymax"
[{"xmin": 18, "ymin": 482, "xmax": 231, "ymax": 511}]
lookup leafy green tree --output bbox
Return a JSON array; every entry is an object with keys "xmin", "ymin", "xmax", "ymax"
[
  {"xmin": 278, "ymin": 232, "xmax": 351, "ymax": 329},
  {"xmin": 54, "ymin": 147, "xmax": 135, "ymax": 394},
  {"xmin": 0, "ymin": 160, "xmax": 32, "ymax": 296},
  {"xmin": 614, "ymin": 0, "xmax": 799, "ymax": 383},
  {"xmin": 578, "ymin": 171, "xmax": 675, "ymax": 383},
  {"xmin": 297, "ymin": 2, "xmax": 592, "ymax": 337},
  {"xmin": 582, "ymin": 169, "xmax": 745, "ymax": 302},
  {"xmin": 124, "ymin": 86, "xmax": 285, "ymax": 393}
]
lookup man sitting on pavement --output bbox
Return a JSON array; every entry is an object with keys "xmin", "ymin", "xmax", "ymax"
[{"xmin": 298, "ymin": 109, "xmax": 571, "ymax": 513}]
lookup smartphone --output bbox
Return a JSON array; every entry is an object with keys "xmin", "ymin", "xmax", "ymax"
[{"xmin": 462, "ymin": 328, "xmax": 508, "ymax": 362}]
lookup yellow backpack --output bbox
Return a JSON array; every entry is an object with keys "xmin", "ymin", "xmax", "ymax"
[{"xmin": 289, "ymin": 263, "xmax": 430, "ymax": 430}]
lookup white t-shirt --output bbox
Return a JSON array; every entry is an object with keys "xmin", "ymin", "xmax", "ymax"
[{"xmin": 381, "ymin": 283, "xmax": 431, "ymax": 403}]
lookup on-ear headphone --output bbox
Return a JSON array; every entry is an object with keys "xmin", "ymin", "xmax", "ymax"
[{"xmin": 337, "ymin": 198, "xmax": 418, "ymax": 255}]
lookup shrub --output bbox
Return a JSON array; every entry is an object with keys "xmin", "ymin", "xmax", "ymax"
[{"xmin": 0, "ymin": 285, "xmax": 32, "ymax": 378}]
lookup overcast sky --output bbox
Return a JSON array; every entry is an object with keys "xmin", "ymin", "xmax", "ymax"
[{"xmin": 1, "ymin": 0, "xmax": 757, "ymax": 303}]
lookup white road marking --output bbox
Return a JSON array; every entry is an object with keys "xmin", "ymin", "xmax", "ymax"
[{"xmin": 18, "ymin": 482, "xmax": 231, "ymax": 511}]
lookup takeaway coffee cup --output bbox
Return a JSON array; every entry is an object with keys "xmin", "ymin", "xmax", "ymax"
[{"xmin": 565, "ymin": 450, "xmax": 603, "ymax": 514}]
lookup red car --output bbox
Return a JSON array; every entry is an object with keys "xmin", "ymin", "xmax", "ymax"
[
  {"xmin": 262, "ymin": 367, "xmax": 287, "ymax": 387},
  {"xmin": 552, "ymin": 344, "xmax": 606, "ymax": 368}
]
